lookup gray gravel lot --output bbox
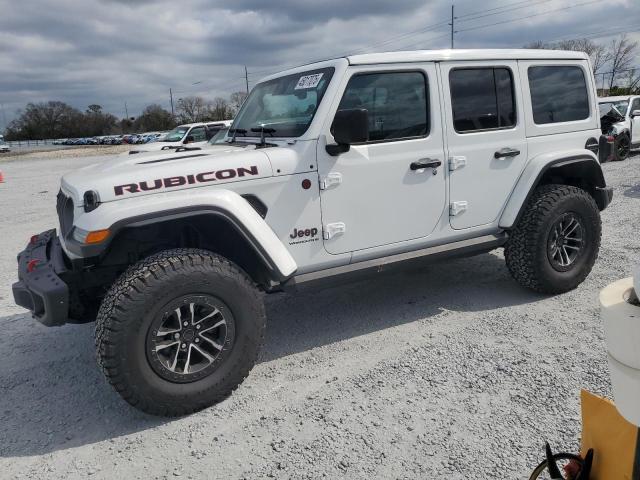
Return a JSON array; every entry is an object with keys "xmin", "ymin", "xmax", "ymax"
[{"xmin": 0, "ymin": 152, "xmax": 638, "ymax": 479}]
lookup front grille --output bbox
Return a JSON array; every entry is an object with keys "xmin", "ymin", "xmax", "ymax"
[{"xmin": 56, "ymin": 190, "xmax": 74, "ymax": 238}]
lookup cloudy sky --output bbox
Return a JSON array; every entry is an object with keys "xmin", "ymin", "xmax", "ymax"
[{"xmin": 1, "ymin": 0, "xmax": 639, "ymax": 127}]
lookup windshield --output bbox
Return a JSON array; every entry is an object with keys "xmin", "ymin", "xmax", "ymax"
[
  {"xmin": 162, "ymin": 126, "xmax": 189, "ymax": 142},
  {"xmin": 208, "ymin": 127, "xmax": 229, "ymax": 145},
  {"xmin": 599, "ymin": 100, "xmax": 629, "ymax": 117},
  {"xmin": 231, "ymin": 67, "xmax": 334, "ymax": 138}
]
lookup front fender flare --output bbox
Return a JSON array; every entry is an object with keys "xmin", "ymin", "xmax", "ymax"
[
  {"xmin": 64, "ymin": 189, "xmax": 298, "ymax": 281},
  {"xmin": 499, "ymin": 150, "xmax": 605, "ymax": 229}
]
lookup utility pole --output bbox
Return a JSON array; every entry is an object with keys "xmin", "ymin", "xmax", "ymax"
[
  {"xmin": 0, "ymin": 103, "xmax": 6, "ymax": 132},
  {"xmin": 124, "ymin": 102, "xmax": 129, "ymax": 120},
  {"xmin": 450, "ymin": 5, "xmax": 455, "ymax": 49},
  {"xmin": 244, "ymin": 66, "xmax": 249, "ymax": 94},
  {"xmin": 169, "ymin": 88, "xmax": 175, "ymax": 118}
]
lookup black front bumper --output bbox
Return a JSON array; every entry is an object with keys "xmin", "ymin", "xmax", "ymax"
[{"xmin": 12, "ymin": 229, "xmax": 70, "ymax": 326}]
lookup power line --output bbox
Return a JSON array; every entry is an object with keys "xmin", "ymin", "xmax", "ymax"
[
  {"xmin": 456, "ymin": 0, "xmax": 542, "ymax": 20},
  {"xmin": 543, "ymin": 23, "xmax": 640, "ymax": 43},
  {"xmin": 389, "ymin": 32, "xmax": 452, "ymax": 52},
  {"xmin": 248, "ymin": 0, "xmax": 605, "ymax": 81},
  {"xmin": 456, "ymin": 0, "xmax": 555, "ymax": 23},
  {"xmin": 246, "ymin": 20, "xmax": 451, "ymax": 78},
  {"xmin": 456, "ymin": 0, "xmax": 600, "ymax": 34}
]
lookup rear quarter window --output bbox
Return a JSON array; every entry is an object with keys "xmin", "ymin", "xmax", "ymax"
[{"xmin": 528, "ymin": 66, "xmax": 590, "ymax": 124}]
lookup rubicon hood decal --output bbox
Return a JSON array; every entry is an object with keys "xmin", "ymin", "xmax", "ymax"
[
  {"xmin": 60, "ymin": 147, "xmax": 273, "ymax": 203},
  {"xmin": 114, "ymin": 166, "xmax": 259, "ymax": 196}
]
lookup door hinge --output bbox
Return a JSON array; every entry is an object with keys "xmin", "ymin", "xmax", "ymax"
[
  {"xmin": 450, "ymin": 201, "xmax": 468, "ymax": 216},
  {"xmin": 323, "ymin": 222, "xmax": 346, "ymax": 240},
  {"xmin": 449, "ymin": 156, "xmax": 467, "ymax": 171},
  {"xmin": 320, "ymin": 172, "xmax": 342, "ymax": 190}
]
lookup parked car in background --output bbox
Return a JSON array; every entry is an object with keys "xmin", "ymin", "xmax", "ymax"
[
  {"xmin": 598, "ymin": 96, "xmax": 640, "ymax": 161},
  {"xmin": 0, "ymin": 136, "xmax": 10, "ymax": 153},
  {"xmin": 129, "ymin": 120, "xmax": 233, "ymax": 154}
]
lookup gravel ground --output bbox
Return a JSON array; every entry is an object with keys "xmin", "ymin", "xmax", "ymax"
[
  {"xmin": 0, "ymin": 144, "xmax": 130, "ymax": 161},
  {"xmin": 0, "ymin": 152, "xmax": 638, "ymax": 479}
]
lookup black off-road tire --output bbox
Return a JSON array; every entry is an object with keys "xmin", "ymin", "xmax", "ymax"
[
  {"xmin": 95, "ymin": 248, "xmax": 265, "ymax": 416},
  {"xmin": 614, "ymin": 133, "xmax": 630, "ymax": 161},
  {"xmin": 504, "ymin": 184, "xmax": 601, "ymax": 294}
]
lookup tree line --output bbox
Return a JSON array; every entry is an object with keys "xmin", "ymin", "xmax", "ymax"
[
  {"xmin": 3, "ymin": 91, "xmax": 248, "ymax": 141},
  {"xmin": 526, "ymin": 34, "xmax": 640, "ymax": 95}
]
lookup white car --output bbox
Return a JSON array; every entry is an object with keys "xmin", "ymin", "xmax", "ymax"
[
  {"xmin": 129, "ymin": 120, "xmax": 233, "ymax": 154},
  {"xmin": 597, "ymin": 95, "xmax": 640, "ymax": 160},
  {"xmin": 0, "ymin": 138, "xmax": 10, "ymax": 153},
  {"xmin": 14, "ymin": 49, "xmax": 613, "ymax": 416}
]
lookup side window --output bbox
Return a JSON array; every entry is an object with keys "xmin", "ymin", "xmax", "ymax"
[
  {"xmin": 336, "ymin": 71, "xmax": 429, "ymax": 142},
  {"xmin": 631, "ymin": 98, "xmax": 640, "ymax": 114},
  {"xmin": 189, "ymin": 127, "xmax": 206, "ymax": 142},
  {"xmin": 528, "ymin": 66, "xmax": 590, "ymax": 124},
  {"xmin": 450, "ymin": 67, "xmax": 516, "ymax": 133},
  {"xmin": 205, "ymin": 126, "xmax": 222, "ymax": 140}
]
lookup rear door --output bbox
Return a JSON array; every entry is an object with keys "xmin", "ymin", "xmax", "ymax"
[{"xmin": 440, "ymin": 61, "xmax": 527, "ymax": 230}]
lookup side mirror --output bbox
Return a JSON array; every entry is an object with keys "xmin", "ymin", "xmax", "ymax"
[
  {"xmin": 184, "ymin": 135, "xmax": 195, "ymax": 144},
  {"xmin": 326, "ymin": 108, "xmax": 369, "ymax": 156},
  {"xmin": 632, "ymin": 110, "xmax": 640, "ymax": 117}
]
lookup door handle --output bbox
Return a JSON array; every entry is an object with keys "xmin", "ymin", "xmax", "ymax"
[
  {"xmin": 494, "ymin": 147, "xmax": 521, "ymax": 159},
  {"xmin": 410, "ymin": 158, "xmax": 442, "ymax": 170}
]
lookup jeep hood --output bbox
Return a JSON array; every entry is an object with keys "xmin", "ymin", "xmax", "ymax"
[{"xmin": 61, "ymin": 145, "xmax": 273, "ymax": 204}]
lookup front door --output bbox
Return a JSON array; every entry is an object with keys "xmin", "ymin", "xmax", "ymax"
[
  {"xmin": 316, "ymin": 65, "xmax": 446, "ymax": 255},
  {"xmin": 440, "ymin": 61, "xmax": 528, "ymax": 230},
  {"xmin": 186, "ymin": 126, "xmax": 209, "ymax": 147}
]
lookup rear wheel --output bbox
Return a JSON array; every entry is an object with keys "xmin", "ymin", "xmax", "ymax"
[
  {"xmin": 614, "ymin": 133, "xmax": 630, "ymax": 161},
  {"xmin": 505, "ymin": 185, "xmax": 601, "ymax": 294},
  {"xmin": 95, "ymin": 248, "xmax": 265, "ymax": 416}
]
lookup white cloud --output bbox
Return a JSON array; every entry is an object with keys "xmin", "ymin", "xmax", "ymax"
[{"xmin": 0, "ymin": 0, "xmax": 638, "ymax": 127}]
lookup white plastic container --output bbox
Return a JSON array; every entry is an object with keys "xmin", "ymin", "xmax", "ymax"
[{"xmin": 601, "ymin": 276, "xmax": 640, "ymax": 427}]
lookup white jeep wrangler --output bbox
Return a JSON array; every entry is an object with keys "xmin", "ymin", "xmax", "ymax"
[{"xmin": 13, "ymin": 49, "xmax": 613, "ymax": 416}]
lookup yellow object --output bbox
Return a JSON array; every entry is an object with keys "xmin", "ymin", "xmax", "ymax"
[
  {"xmin": 580, "ymin": 390, "xmax": 640, "ymax": 480},
  {"xmin": 85, "ymin": 229, "xmax": 110, "ymax": 244}
]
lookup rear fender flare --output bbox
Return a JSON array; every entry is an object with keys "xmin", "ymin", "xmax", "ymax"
[{"xmin": 499, "ymin": 150, "xmax": 605, "ymax": 229}]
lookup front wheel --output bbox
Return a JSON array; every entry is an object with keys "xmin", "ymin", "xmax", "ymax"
[
  {"xmin": 95, "ymin": 248, "xmax": 266, "ymax": 416},
  {"xmin": 505, "ymin": 185, "xmax": 601, "ymax": 294}
]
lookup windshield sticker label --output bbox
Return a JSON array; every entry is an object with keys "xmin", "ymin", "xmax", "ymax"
[{"xmin": 295, "ymin": 73, "xmax": 323, "ymax": 90}]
